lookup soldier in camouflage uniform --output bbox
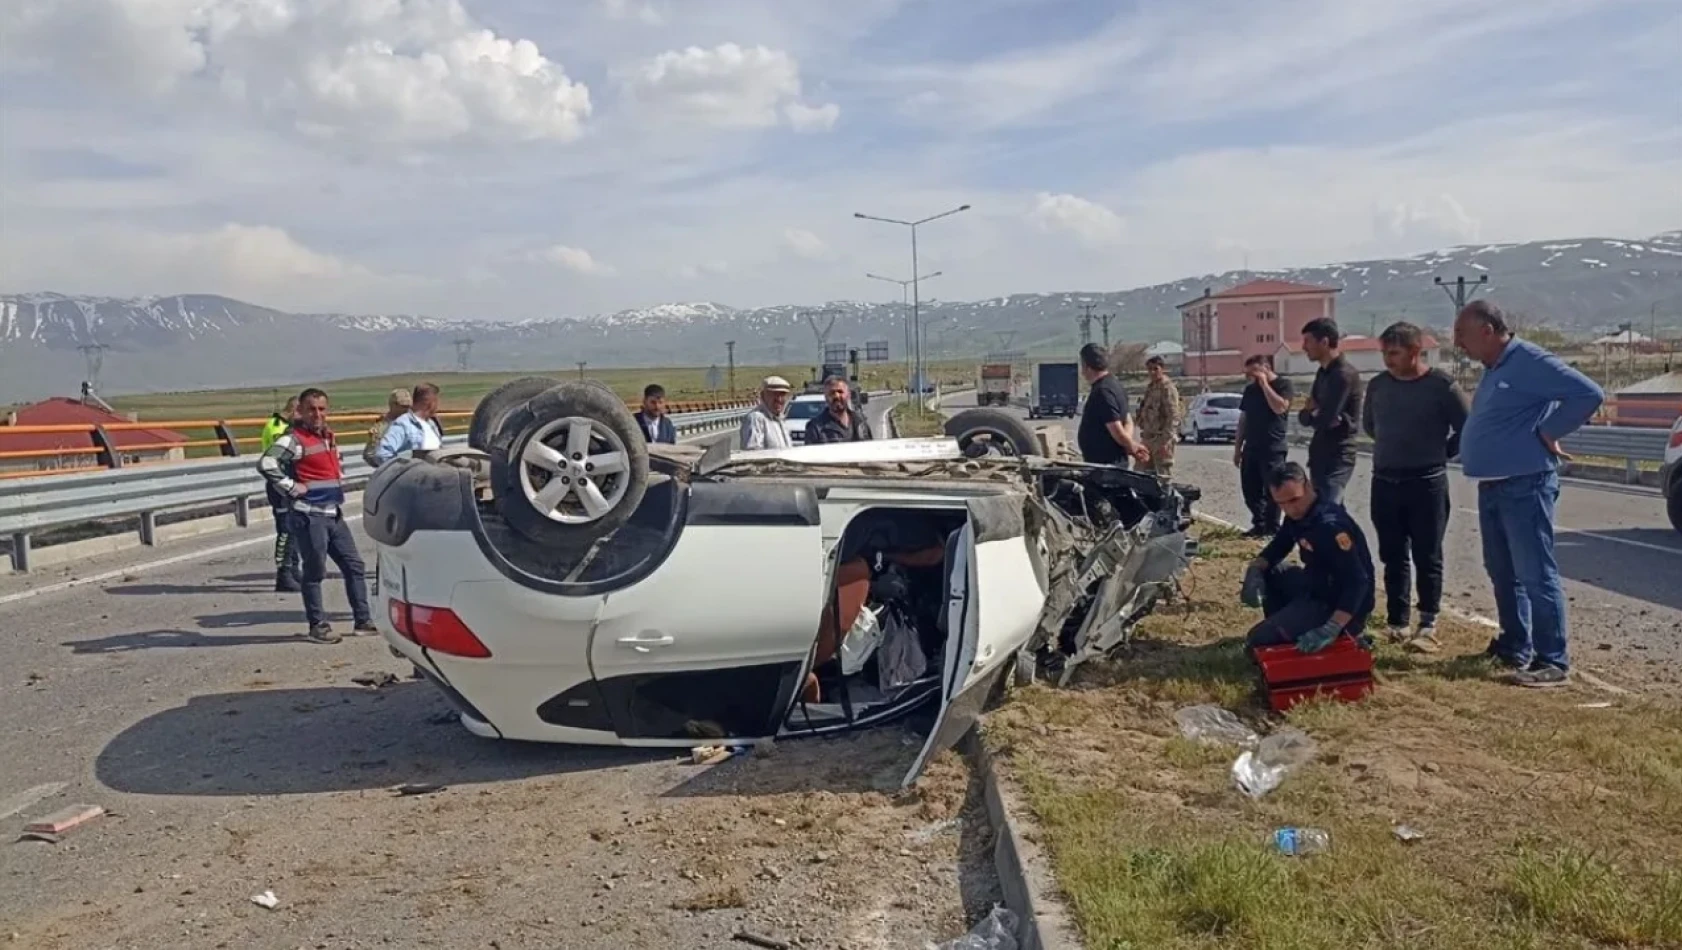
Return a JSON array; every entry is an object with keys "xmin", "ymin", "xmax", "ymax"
[{"xmin": 1136, "ymin": 356, "xmax": 1183, "ymax": 478}]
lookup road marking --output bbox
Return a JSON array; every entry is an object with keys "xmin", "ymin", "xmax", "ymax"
[
  {"xmin": 0, "ymin": 515, "xmax": 364, "ymax": 608},
  {"xmin": 1458, "ymin": 505, "xmax": 1682, "ymax": 558}
]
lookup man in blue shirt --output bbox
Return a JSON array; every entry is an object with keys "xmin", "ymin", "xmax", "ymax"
[
  {"xmin": 372, "ymin": 383, "xmax": 444, "ymax": 465},
  {"xmin": 1454, "ymin": 300, "xmax": 1603, "ymax": 688},
  {"xmin": 1239, "ymin": 461, "xmax": 1376, "ymax": 656}
]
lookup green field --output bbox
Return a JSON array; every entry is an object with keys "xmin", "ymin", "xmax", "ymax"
[{"xmin": 103, "ymin": 361, "xmax": 978, "ymax": 422}]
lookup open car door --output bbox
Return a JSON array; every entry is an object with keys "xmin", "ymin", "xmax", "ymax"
[
  {"xmin": 902, "ymin": 495, "xmax": 1046, "ymax": 786},
  {"xmin": 588, "ymin": 483, "xmax": 828, "ymax": 744}
]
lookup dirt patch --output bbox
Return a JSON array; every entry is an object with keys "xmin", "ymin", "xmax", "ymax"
[{"xmin": 985, "ymin": 530, "xmax": 1682, "ymax": 949}]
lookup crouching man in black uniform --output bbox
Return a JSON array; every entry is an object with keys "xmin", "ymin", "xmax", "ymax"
[{"xmin": 1239, "ymin": 461, "xmax": 1376, "ymax": 655}]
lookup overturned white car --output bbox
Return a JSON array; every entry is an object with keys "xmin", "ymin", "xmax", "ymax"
[{"xmin": 364, "ymin": 379, "xmax": 1197, "ymax": 784}]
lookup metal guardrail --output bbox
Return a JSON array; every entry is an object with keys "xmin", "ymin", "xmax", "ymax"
[
  {"xmin": 0, "ymin": 406, "xmax": 750, "ymax": 572},
  {"xmin": 1283, "ymin": 420, "xmax": 1670, "ymax": 483}
]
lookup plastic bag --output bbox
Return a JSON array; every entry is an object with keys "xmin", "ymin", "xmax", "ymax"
[
  {"xmin": 1231, "ymin": 727, "xmax": 1317, "ymax": 799},
  {"xmin": 1175, "ymin": 705, "xmax": 1258, "ymax": 746},
  {"xmin": 877, "ymin": 603, "xmax": 928, "ymax": 693},
  {"xmin": 926, "ymin": 906, "xmax": 1020, "ymax": 950},
  {"xmin": 839, "ymin": 604, "xmax": 884, "ymax": 676}
]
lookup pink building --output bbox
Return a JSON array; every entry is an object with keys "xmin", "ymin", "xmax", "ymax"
[{"xmin": 1177, "ymin": 279, "xmax": 1341, "ymax": 379}]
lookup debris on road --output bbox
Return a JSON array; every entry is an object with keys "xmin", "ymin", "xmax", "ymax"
[
  {"xmin": 731, "ymin": 930, "xmax": 790, "ymax": 950},
  {"xmin": 690, "ymin": 745, "xmax": 746, "ymax": 765},
  {"xmin": 1232, "ymin": 728, "xmax": 1318, "ymax": 799},
  {"xmin": 249, "ymin": 890, "xmax": 280, "ymax": 910},
  {"xmin": 1174, "ymin": 704, "xmax": 1257, "ymax": 746},
  {"xmin": 0, "ymin": 782, "xmax": 67, "ymax": 821},
  {"xmin": 394, "ymin": 783, "xmax": 446, "ymax": 797},
  {"xmin": 927, "ymin": 906, "xmax": 1020, "ymax": 950},
  {"xmin": 23, "ymin": 804, "xmax": 104, "ymax": 837},
  {"xmin": 1273, "ymin": 827, "xmax": 1331, "ymax": 857},
  {"xmin": 351, "ymin": 671, "xmax": 399, "ymax": 689}
]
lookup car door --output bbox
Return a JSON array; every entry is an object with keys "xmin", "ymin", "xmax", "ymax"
[
  {"xmin": 587, "ymin": 482, "xmax": 828, "ymax": 744},
  {"xmin": 902, "ymin": 494, "xmax": 1046, "ymax": 785}
]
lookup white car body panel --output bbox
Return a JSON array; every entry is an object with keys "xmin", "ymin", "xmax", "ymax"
[
  {"xmin": 783, "ymin": 394, "xmax": 826, "ymax": 444},
  {"xmin": 732, "ymin": 437, "xmax": 963, "ymax": 466}
]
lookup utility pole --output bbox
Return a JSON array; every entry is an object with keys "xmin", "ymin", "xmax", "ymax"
[
  {"xmin": 725, "ymin": 340, "xmax": 737, "ymax": 397},
  {"xmin": 1077, "ymin": 303, "xmax": 1097, "ymax": 346},
  {"xmin": 772, "ymin": 336, "xmax": 787, "ymax": 364},
  {"xmin": 1434, "ymin": 274, "xmax": 1489, "ymax": 313},
  {"xmin": 453, "ymin": 336, "xmax": 474, "ymax": 373},
  {"xmin": 576, "ymin": 361, "xmax": 587, "ymax": 380},
  {"xmin": 1098, "ymin": 312, "xmax": 1117, "ymax": 349}
]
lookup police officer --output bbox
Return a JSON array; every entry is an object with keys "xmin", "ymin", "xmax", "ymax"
[
  {"xmin": 260, "ymin": 396, "xmax": 302, "ymax": 592},
  {"xmin": 1239, "ymin": 460, "xmax": 1376, "ymax": 654}
]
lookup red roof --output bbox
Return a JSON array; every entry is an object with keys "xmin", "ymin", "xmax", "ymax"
[
  {"xmin": 1179, "ymin": 278, "xmax": 1340, "ymax": 308},
  {"xmin": 1279, "ymin": 335, "xmax": 1440, "ymax": 354},
  {"xmin": 0, "ymin": 398, "xmax": 189, "ymax": 454}
]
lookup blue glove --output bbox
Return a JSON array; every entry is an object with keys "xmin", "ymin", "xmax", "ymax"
[
  {"xmin": 1240, "ymin": 565, "xmax": 1266, "ymax": 609},
  {"xmin": 1297, "ymin": 620, "xmax": 1342, "ymax": 654}
]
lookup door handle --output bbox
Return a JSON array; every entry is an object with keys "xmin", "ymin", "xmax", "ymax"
[{"xmin": 617, "ymin": 634, "xmax": 675, "ymax": 652}]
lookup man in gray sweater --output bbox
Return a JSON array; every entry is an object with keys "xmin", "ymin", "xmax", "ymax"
[{"xmin": 1362, "ymin": 321, "xmax": 1469, "ymax": 650}]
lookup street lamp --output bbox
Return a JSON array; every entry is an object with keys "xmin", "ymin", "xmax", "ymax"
[
  {"xmin": 855, "ymin": 204, "xmax": 971, "ymax": 406},
  {"xmin": 867, "ymin": 270, "xmax": 943, "ymax": 393}
]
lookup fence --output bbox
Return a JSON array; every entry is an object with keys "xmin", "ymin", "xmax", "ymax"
[
  {"xmin": 0, "ymin": 405, "xmax": 751, "ymax": 572},
  {"xmin": 0, "ymin": 399, "xmax": 751, "ymax": 480},
  {"xmin": 1284, "ymin": 419, "xmax": 1671, "ymax": 484}
]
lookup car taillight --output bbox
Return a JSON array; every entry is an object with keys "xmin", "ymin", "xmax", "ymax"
[
  {"xmin": 387, "ymin": 599, "xmax": 492, "ymax": 658},
  {"xmin": 1671, "ymin": 427, "xmax": 1682, "ymax": 449},
  {"xmin": 1201, "ymin": 408, "xmax": 1219, "ymax": 415}
]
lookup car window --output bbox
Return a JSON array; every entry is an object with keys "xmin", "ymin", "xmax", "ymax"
[
  {"xmin": 1208, "ymin": 396, "xmax": 1241, "ymax": 409},
  {"xmin": 787, "ymin": 399, "xmax": 825, "ymax": 420}
]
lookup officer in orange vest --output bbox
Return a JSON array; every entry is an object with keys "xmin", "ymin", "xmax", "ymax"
[{"xmin": 257, "ymin": 387, "xmax": 375, "ymax": 644}]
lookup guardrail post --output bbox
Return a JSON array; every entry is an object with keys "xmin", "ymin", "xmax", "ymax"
[
  {"xmin": 1626, "ymin": 458, "xmax": 1639, "ymax": 484},
  {"xmin": 138, "ymin": 511, "xmax": 157, "ymax": 547},
  {"xmin": 233, "ymin": 496, "xmax": 251, "ymax": 528},
  {"xmin": 90, "ymin": 426, "xmax": 123, "ymax": 469},
  {"xmin": 215, "ymin": 422, "xmax": 241, "ymax": 457},
  {"xmin": 8, "ymin": 532, "xmax": 29, "ymax": 573}
]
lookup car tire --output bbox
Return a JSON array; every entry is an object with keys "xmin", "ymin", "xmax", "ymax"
[
  {"xmin": 944, "ymin": 408, "xmax": 1039, "ymax": 458},
  {"xmin": 470, "ymin": 376, "xmax": 563, "ymax": 452},
  {"xmin": 488, "ymin": 382, "xmax": 650, "ymax": 546},
  {"xmin": 1669, "ymin": 481, "xmax": 1682, "ymax": 535}
]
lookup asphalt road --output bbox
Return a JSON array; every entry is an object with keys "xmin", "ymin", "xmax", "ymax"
[
  {"xmin": 1, "ymin": 397, "xmax": 1015, "ymax": 950},
  {"xmin": 940, "ymin": 392, "xmax": 1682, "ymax": 692}
]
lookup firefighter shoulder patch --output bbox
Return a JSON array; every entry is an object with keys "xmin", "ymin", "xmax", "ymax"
[{"xmin": 1336, "ymin": 531, "xmax": 1353, "ymax": 552}]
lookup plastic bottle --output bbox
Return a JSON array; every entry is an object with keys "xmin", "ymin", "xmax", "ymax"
[{"xmin": 1273, "ymin": 827, "xmax": 1331, "ymax": 857}]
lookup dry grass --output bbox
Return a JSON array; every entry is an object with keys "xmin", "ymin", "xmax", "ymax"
[
  {"xmin": 986, "ymin": 531, "xmax": 1682, "ymax": 950},
  {"xmin": 892, "ymin": 402, "xmax": 949, "ymax": 438}
]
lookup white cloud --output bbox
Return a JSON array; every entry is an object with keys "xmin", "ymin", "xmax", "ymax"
[
  {"xmin": 780, "ymin": 228, "xmax": 833, "ymax": 261},
  {"xmin": 1029, "ymin": 193, "xmax": 1124, "ymax": 247},
  {"xmin": 0, "ymin": 0, "xmax": 591, "ymax": 146},
  {"xmin": 537, "ymin": 245, "xmax": 616, "ymax": 277},
  {"xmin": 618, "ymin": 43, "xmax": 837, "ymax": 131}
]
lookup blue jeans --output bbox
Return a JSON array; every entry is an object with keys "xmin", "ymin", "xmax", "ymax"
[{"xmin": 1477, "ymin": 470, "xmax": 1568, "ymax": 670}]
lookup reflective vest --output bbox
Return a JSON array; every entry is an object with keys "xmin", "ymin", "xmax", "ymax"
[
  {"xmin": 290, "ymin": 427, "xmax": 346, "ymax": 508},
  {"xmin": 260, "ymin": 413, "xmax": 290, "ymax": 452}
]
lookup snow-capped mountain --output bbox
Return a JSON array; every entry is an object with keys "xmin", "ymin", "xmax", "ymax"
[{"xmin": 2, "ymin": 231, "xmax": 1679, "ymax": 400}]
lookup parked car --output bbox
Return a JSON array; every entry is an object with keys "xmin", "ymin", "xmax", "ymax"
[
  {"xmin": 783, "ymin": 393, "xmax": 826, "ymax": 444},
  {"xmin": 1179, "ymin": 393, "xmax": 1243, "ymax": 443},
  {"xmin": 364, "ymin": 379, "xmax": 1196, "ymax": 785},
  {"xmin": 1664, "ymin": 413, "xmax": 1682, "ymax": 534}
]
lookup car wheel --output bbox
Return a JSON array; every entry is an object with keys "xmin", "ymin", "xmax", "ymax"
[
  {"xmin": 1669, "ymin": 482, "xmax": 1682, "ymax": 535},
  {"xmin": 470, "ymin": 376, "xmax": 562, "ymax": 452},
  {"xmin": 489, "ymin": 382, "xmax": 649, "ymax": 545},
  {"xmin": 944, "ymin": 408, "xmax": 1039, "ymax": 458}
]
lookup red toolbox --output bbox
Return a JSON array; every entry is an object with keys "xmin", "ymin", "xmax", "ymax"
[{"xmin": 1255, "ymin": 634, "xmax": 1375, "ymax": 712}]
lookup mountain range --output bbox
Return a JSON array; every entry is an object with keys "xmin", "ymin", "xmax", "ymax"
[{"xmin": 3, "ymin": 231, "xmax": 1679, "ymax": 401}]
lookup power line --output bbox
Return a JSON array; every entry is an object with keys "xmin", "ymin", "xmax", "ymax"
[
  {"xmin": 1077, "ymin": 303, "xmax": 1097, "ymax": 346},
  {"xmin": 1098, "ymin": 312, "xmax": 1117, "ymax": 349},
  {"xmin": 1434, "ymin": 274, "xmax": 1489, "ymax": 312}
]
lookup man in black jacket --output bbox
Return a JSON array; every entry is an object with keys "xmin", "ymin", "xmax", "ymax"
[
  {"xmin": 805, "ymin": 376, "xmax": 873, "ymax": 444},
  {"xmin": 634, "ymin": 383, "xmax": 677, "ymax": 444},
  {"xmin": 1297, "ymin": 318, "xmax": 1362, "ymax": 505}
]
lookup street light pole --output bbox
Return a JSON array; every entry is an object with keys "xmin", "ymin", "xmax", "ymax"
[
  {"xmin": 867, "ymin": 270, "xmax": 943, "ymax": 395},
  {"xmin": 856, "ymin": 204, "xmax": 971, "ymax": 407}
]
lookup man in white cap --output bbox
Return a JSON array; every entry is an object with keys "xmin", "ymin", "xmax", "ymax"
[{"xmin": 739, "ymin": 376, "xmax": 794, "ymax": 450}]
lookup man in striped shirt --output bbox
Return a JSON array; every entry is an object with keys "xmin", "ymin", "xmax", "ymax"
[{"xmin": 257, "ymin": 388, "xmax": 375, "ymax": 644}]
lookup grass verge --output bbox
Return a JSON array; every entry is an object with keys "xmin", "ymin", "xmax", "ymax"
[
  {"xmin": 892, "ymin": 401, "xmax": 949, "ymax": 438},
  {"xmin": 985, "ymin": 530, "xmax": 1682, "ymax": 950}
]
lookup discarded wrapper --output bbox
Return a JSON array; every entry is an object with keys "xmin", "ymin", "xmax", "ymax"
[
  {"xmin": 250, "ymin": 890, "xmax": 280, "ymax": 910},
  {"xmin": 1392, "ymin": 824, "xmax": 1426, "ymax": 843}
]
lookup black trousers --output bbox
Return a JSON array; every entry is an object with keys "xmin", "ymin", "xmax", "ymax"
[
  {"xmin": 265, "ymin": 484, "xmax": 301, "ymax": 581},
  {"xmin": 1369, "ymin": 470, "xmax": 1450, "ymax": 626},
  {"xmin": 1245, "ymin": 566, "xmax": 1368, "ymax": 651},
  {"xmin": 292, "ymin": 511, "xmax": 371, "ymax": 629},
  {"xmin": 1307, "ymin": 445, "xmax": 1356, "ymax": 507},
  {"xmin": 1240, "ymin": 446, "xmax": 1287, "ymax": 531}
]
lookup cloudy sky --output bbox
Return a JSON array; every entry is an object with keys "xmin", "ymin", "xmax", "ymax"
[{"xmin": 2, "ymin": 0, "xmax": 1678, "ymax": 319}]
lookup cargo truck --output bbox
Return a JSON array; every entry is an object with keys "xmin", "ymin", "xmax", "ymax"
[
  {"xmin": 1028, "ymin": 361, "xmax": 1080, "ymax": 419},
  {"xmin": 977, "ymin": 363, "xmax": 1013, "ymax": 407}
]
